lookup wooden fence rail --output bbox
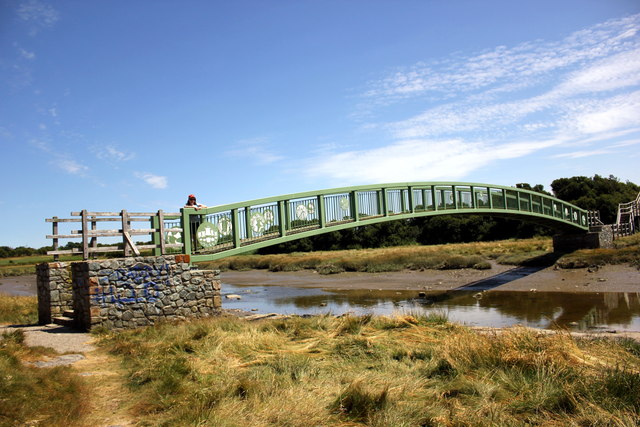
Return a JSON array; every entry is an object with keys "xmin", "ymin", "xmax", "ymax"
[{"xmin": 46, "ymin": 210, "xmax": 183, "ymax": 260}]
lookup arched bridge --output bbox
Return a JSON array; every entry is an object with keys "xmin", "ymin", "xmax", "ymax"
[{"xmin": 164, "ymin": 182, "xmax": 590, "ymax": 262}]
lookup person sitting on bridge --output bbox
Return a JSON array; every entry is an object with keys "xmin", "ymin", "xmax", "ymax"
[{"xmin": 185, "ymin": 194, "xmax": 207, "ymax": 211}]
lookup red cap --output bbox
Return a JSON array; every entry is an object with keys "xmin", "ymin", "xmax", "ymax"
[{"xmin": 188, "ymin": 194, "xmax": 196, "ymax": 198}]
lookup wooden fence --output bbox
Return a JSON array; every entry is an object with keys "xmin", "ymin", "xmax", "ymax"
[{"xmin": 46, "ymin": 210, "xmax": 183, "ymax": 260}]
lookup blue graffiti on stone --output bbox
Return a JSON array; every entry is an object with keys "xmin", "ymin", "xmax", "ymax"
[{"xmin": 92, "ymin": 263, "xmax": 171, "ymax": 306}]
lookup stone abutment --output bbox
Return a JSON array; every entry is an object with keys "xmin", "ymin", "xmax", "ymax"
[{"xmin": 37, "ymin": 255, "xmax": 221, "ymax": 330}]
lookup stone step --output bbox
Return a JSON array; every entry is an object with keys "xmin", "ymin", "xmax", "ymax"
[
  {"xmin": 63, "ymin": 310, "xmax": 75, "ymax": 318},
  {"xmin": 52, "ymin": 316, "xmax": 75, "ymax": 327}
]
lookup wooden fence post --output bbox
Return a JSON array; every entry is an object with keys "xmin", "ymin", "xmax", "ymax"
[
  {"xmin": 81, "ymin": 210, "xmax": 89, "ymax": 260},
  {"xmin": 52, "ymin": 216, "xmax": 59, "ymax": 261},
  {"xmin": 90, "ymin": 216, "xmax": 97, "ymax": 259},
  {"xmin": 157, "ymin": 210, "xmax": 166, "ymax": 255},
  {"xmin": 121, "ymin": 210, "xmax": 130, "ymax": 257}
]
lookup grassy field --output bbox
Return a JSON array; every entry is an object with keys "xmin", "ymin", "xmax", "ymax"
[
  {"xmin": 1, "ymin": 293, "xmax": 639, "ymax": 425},
  {"xmin": 94, "ymin": 314, "xmax": 640, "ymax": 426},
  {"xmin": 0, "ymin": 254, "xmax": 82, "ymax": 278}
]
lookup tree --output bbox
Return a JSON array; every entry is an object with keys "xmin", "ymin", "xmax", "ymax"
[{"xmin": 551, "ymin": 175, "xmax": 639, "ymax": 224}]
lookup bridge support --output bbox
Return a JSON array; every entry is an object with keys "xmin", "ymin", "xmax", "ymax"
[
  {"xmin": 37, "ymin": 255, "xmax": 221, "ymax": 330},
  {"xmin": 553, "ymin": 225, "xmax": 613, "ymax": 253}
]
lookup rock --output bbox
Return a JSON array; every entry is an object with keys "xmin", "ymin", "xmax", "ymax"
[{"xmin": 225, "ymin": 294, "xmax": 242, "ymax": 300}]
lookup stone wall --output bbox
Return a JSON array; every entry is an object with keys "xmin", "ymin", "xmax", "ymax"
[
  {"xmin": 36, "ymin": 262, "xmax": 73, "ymax": 325},
  {"xmin": 37, "ymin": 255, "xmax": 221, "ymax": 330},
  {"xmin": 553, "ymin": 225, "xmax": 614, "ymax": 253}
]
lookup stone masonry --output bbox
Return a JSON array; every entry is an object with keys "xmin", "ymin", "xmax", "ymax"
[
  {"xmin": 553, "ymin": 225, "xmax": 614, "ymax": 253},
  {"xmin": 37, "ymin": 255, "xmax": 221, "ymax": 330},
  {"xmin": 36, "ymin": 262, "xmax": 73, "ymax": 325}
]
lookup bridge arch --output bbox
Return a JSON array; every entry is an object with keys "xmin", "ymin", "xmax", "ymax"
[{"xmin": 170, "ymin": 182, "xmax": 589, "ymax": 262}]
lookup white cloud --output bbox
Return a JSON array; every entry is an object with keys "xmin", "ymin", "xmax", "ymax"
[
  {"xmin": 226, "ymin": 138, "xmax": 284, "ymax": 164},
  {"xmin": 55, "ymin": 159, "xmax": 88, "ymax": 175},
  {"xmin": 316, "ymin": 14, "xmax": 640, "ymax": 185},
  {"xmin": 362, "ymin": 15, "xmax": 640, "ymax": 104},
  {"xmin": 94, "ymin": 145, "xmax": 136, "ymax": 163},
  {"xmin": 17, "ymin": 0, "xmax": 60, "ymax": 35},
  {"xmin": 29, "ymin": 137, "xmax": 51, "ymax": 152},
  {"xmin": 561, "ymin": 91, "xmax": 640, "ymax": 135},
  {"xmin": 135, "ymin": 172, "xmax": 168, "ymax": 189},
  {"xmin": 552, "ymin": 150, "xmax": 613, "ymax": 159},
  {"xmin": 306, "ymin": 137, "xmax": 566, "ymax": 185},
  {"xmin": 610, "ymin": 138, "xmax": 640, "ymax": 148},
  {"xmin": 18, "ymin": 47, "xmax": 36, "ymax": 60}
]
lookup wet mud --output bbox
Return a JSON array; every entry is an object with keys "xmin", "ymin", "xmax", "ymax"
[
  {"xmin": 220, "ymin": 264, "xmax": 640, "ymax": 293},
  {"xmin": 0, "ymin": 274, "xmax": 37, "ymax": 296}
]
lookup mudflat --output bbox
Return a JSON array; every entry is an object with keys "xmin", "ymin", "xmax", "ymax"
[
  {"xmin": 2, "ymin": 264, "xmax": 639, "ymax": 297},
  {"xmin": 0, "ymin": 274, "xmax": 37, "ymax": 296},
  {"xmin": 221, "ymin": 264, "xmax": 640, "ymax": 293}
]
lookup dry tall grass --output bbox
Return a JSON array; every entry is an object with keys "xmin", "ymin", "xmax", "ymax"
[
  {"xmin": 0, "ymin": 295, "xmax": 37, "ymax": 325},
  {"xmin": 0, "ymin": 329, "xmax": 87, "ymax": 426},
  {"xmin": 201, "ymin": 238, "xmax": 553, "ymax": 274},
  {"xmin": 98, "ymin": 315, "xmax": 640, "ymax": 426},
  {"xmin": 557, "ymin": 233, "xmax": 640, "ymax": 269}
]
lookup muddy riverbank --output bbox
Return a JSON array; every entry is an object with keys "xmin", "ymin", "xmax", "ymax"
[
  {"xmin": 0, "ymin": 274, "xmax": 37, "ymax": 296},
  {"xmin": 220, "ymin": 263, "xmax": 640, "ymax": 293},
  {"xmin": 2, "ymin": 264, "xmax": 639, "ymax": 297}
]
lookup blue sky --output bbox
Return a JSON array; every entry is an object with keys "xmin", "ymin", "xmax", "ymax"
[{"xmin": 1, "ymin": 0, "xmax": 640, "ymax": 248}]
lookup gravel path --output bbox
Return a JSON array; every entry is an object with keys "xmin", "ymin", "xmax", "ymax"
[{"xmin": 0, "ymin": 323, "xmax": 96, "ymax": 353}]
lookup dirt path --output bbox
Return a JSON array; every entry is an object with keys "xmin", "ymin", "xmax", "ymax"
[
  {"xmin": 71, "ymin": 350, "xmax": 136, "ymax": 427},
  {"xmin": 0, "ymin": 324, "xmax": 136, "ymax": 426}
]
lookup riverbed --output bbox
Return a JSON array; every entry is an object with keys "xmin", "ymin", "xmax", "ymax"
[{"xmin": 3, "ymin": 265, "xmax": 639, "ymax": 331}]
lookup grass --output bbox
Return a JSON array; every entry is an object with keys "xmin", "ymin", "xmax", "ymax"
[
  {"xmin": 198, "ymin": 234, "xmax": 640, "ymax": 273},
  {"xmin": 0, "ymin": 295, "xmax": 38, "ymax": 325},
  {"xmin": 557, "ymin": 233, "xmax": 640, "ymax": 269},
  {"xmin": 95, "ymin": 314, "xmax": 640, "ymax": 426},
  {"xmin": 0, "ymin": 254, "xmax": 81, "ymax": 278},
  {"xmin": 200, "ymin": 237, "xmax": 554, "ymax": 274},
  {"xmin": 0, "ymin": 329, "xmax": 87, "ymax": 426}
]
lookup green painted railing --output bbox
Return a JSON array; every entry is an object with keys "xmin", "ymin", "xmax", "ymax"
[{"xmin": 168, "ymin": 182, "xmax": 589, "ymax": 262}]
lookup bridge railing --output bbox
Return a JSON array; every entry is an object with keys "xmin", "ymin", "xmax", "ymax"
[
  {"xmin": 178, "ymin": 182, "xmax": 589, "ymax": 261},
  {"xmin": 46, "ymin": 210, "xmax": 183, "ymax": 260},
  {"xmin": 613, "ymin": 191, "xmax": 640, "ymax": 237}
]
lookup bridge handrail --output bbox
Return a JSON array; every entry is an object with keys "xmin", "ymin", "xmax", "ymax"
[
  {"xmin": 180, "ymin": 181, "xmax": 590, "ymax": 261},
  {"xmin": 194, "ymin": 181, "xmax": 576, "ymax": 213},
  {"xmin": 45, "ymin": 210, "xmax": 182, "ymax": 260},
  {"xmin": 615, "ymin": 191, "xmax": 640, "ymax": 235}
]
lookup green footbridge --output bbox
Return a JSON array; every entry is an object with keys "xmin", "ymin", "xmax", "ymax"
[{"xmin": 160, "ymin": 182, "xmax": 590, "ymax": 262}]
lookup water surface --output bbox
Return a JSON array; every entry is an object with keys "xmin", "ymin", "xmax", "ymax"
[{"xmin": 222, "ymin": 283, "xmax": 640, "ymax": 332}]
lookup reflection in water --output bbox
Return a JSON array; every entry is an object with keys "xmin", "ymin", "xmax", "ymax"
[{"xmin": 222, "ymin": 283, "xmax": 640, "ymax": 332}]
